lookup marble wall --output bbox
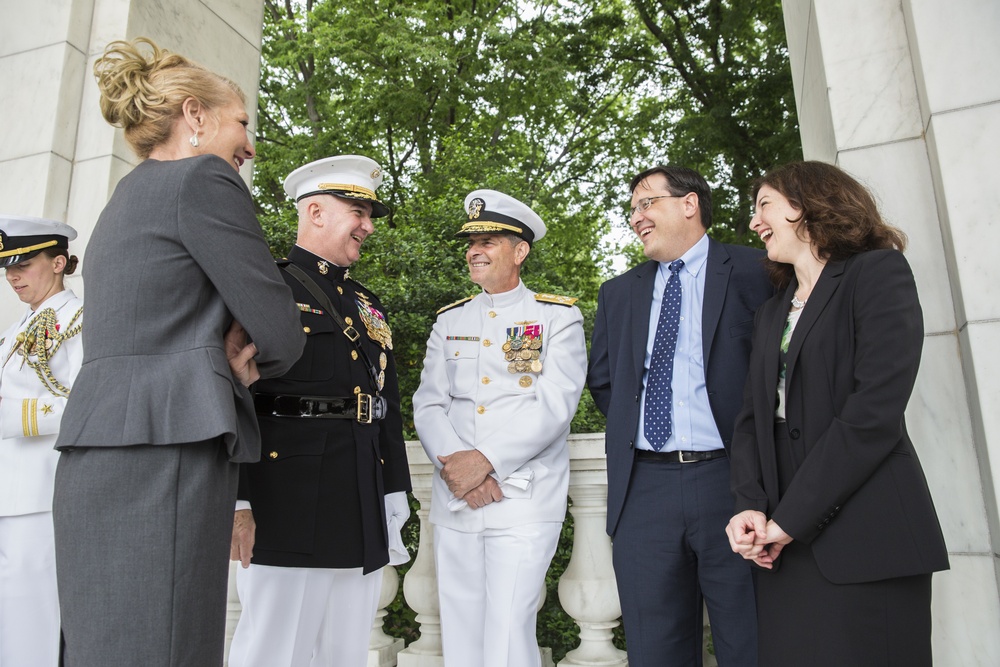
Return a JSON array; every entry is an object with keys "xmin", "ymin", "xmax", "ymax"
[
  {"xmin": 782, "ymin": 0, "xmax": 1000, "ymax": 662},
  {"xmin": 0, "ymin": 0, "xmax": 265, "ymax": 331}
]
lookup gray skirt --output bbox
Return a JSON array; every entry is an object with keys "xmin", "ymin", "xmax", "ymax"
[{"xmin": 53, "ymin": 440, "xmax": 238, "ymax": 667}]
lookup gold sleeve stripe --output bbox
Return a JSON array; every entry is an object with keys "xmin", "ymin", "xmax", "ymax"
[{"xmin": 22, "ymin": 399, "xmax": 40, "ymax": 437}]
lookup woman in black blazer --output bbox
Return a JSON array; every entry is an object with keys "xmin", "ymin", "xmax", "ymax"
[{"xmin": 726, "ymin": 161, "xmax": 948, "ymax": 666}]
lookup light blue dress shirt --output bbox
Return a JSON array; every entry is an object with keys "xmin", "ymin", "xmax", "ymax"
[{"xmin": 635, "ymin": 234, "xmax": 724, "ymax": 452}]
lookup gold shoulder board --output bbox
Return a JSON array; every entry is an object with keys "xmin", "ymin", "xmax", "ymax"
[
  {"xmin": 534, "ymin": 293, "xmax": 578, "ymax": 307},
  {"xmin": 436, "ymin": 295, "xmax": 476, "ymax": 315}
]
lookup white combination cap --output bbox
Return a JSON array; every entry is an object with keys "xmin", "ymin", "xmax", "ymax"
[{"xmin": 283, "ymin": 155, "xmax": 389, "ymax": 218}]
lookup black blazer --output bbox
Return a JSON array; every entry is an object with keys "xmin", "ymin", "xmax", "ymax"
[
  {"xmin": 731, "ymin": 249, "xmax": 949, "ymax": 584},
  {"xmin": 588, "ymin": 238, "xmax": 772, "ymax": 536}
]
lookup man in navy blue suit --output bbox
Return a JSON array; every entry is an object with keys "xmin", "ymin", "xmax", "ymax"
[{"xmin": 588, "ymin": 166, "xmax": 772, "ymax": 666}]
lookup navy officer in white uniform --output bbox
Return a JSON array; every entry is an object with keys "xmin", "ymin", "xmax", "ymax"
[
  {"xmin": 412, "ymin": 189, "xmax": 587, "ymax": 667},
  {"xmin": 0, "ymin": 215, "xmax": 83, "ymax": 666}
]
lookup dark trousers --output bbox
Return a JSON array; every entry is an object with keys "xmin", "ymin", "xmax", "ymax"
[
  {"xmin": 54, "ymin": 440, "xmax": 239, "ymax": 667},
  {"xmin": 613, "ymin": 455, "xmax": 757, "ymax": 667}
]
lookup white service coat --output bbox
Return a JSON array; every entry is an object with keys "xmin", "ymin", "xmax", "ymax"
[
  {"xmin": 0, "ymin": 289, "xmax": 84, "ymax": 516},
  {"xmin": 413, "ymin": 280, "xmax": 587, "ymax": 532}
]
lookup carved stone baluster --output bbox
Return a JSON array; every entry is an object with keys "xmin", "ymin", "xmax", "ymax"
[
  {"xmin": 396, "ymin": 442, "xmax": 444, "ymax": 666},
  {"xmin": 557, "ymin": 435, "xmax": 627, "ymax": 667},
  {"xmin": 368, "ymin": 566, "xmax": 404, "ymax": 667}
]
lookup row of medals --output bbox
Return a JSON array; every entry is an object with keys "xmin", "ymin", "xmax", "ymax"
[{"xmin": 503, "ymin": 336, "xmax": 543, "ymax": 374}]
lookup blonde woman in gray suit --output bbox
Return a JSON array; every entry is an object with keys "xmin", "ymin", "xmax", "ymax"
[{"xmin": 53, "ymin": 38, "xmax": 305, "ymax": 667}]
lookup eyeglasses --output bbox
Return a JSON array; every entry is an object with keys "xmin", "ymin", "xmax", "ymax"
[{"xmin": 628, "ymin": 195, "xmax": 680, "ymax": 221}]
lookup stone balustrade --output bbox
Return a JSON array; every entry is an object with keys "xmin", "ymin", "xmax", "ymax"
[{"xmin": 225, "ymin": 433, "xmax": 715, "ymax": 666}]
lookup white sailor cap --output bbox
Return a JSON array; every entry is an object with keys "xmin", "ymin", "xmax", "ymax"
[
  {"xmin": 0, "ymin": 214, "xmax": 78, "ymax": 268},
  {"xmin": 457, "ymin": 189, "xmax": 546, "ymax": 244},
  {"xmin": 283, "ymin": 155, "xmax": 390, "ymax": 218}
]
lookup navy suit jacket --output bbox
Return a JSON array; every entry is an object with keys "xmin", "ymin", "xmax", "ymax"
[{"xmin": 588, "ymin": 237, "xmax": 772, "ymax": 536}]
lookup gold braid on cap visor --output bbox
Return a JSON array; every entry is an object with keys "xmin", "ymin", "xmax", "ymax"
[
  {"xmin": 316, "ymin": 182, "xmax": 377, "ymax": 200},
  {"xmin": 458, "ymin": 221, "xmax": 525, "ymax": 235},
  {"xmin": 0, "ymin": 239, "xmax": 58, "ymax": 259}
]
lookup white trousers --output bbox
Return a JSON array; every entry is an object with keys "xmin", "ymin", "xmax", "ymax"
[
  {"xmin": 0, "ymin": 511, "xmax": 59, "ymax": 667},
  {"xmin": 434, "ymin": 522, "xmax": 561, "ymax": 667},
  {"xmin": 228, "ymin": 564, "xmax": 381, "ymax": 667}
]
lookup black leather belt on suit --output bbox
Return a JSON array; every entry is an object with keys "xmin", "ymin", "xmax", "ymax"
[
  {"xmin": 635, "ymin": 449, "xmax": 727, "ymax": 463},
  {"xmin": 254, "ymin": 393, "xmax": 387, "ymax": 424}
]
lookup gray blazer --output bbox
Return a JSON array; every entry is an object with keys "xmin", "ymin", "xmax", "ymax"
[{"xmin": 57, "ymin": 155, "xmax": 305, "ymax": 463}]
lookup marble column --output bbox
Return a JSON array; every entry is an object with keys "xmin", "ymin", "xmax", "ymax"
[
  {"xmin": 781, "ymin": 1, "xmax": 1000, "ymax": 663},
  {"xmin": 0, "ymin": 0, "xmax": 266, "ymax": 330}
]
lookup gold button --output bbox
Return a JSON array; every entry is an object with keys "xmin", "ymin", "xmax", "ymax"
[
  {"xmin": 337, "ymin": 286, "xmax": 344, "ymax": 294},
  {"xmin": 269, "ymin": 451, "xmax": 278, "ymax": 459},
  {"xmin": 454, "ymin": 351, "xmax": 460, "ymax": 357},
  {"xmin": 488, "ymin": 311, "xmax": 497, "ymax": 318},
  {"xmin": 351, "ymin": 350, "xmax": 358, "ymax": 360},
  {"xmin": 345, "ymin": 316, "xmax": 353, "ymax": 325},
  {"xmin": 381, "ymin": 458, "xmax": 385, "ymax": 465},
  {"xmin": 482, "ymin": 376, "xmax": 491, "ymax": 384},
  {"xmin": 303, "ymin": 326, "xmax": 311, "ymax": 333},
  {"xmin": 477, "ymin": 405, "xmax": 486, "ymax": 414},
  {"xmin": 483, "ymin": 339, "xmax": 492, "ymax": 347},
  {"xmin": 519, "ymin": 376, "xmax": 533, "ymax": 388},
  {"xmin": 354, "ymin": 386, "xmax": 361, "ymax": 395}
]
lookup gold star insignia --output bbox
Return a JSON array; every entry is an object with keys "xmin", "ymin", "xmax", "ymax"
[{"xmin": 41, "ymin": 404, "xmax": 54, "ymax": 415}]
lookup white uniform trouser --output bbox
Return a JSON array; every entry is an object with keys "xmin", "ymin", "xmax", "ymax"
[
  {"xmin": 228, "ymin": 564, "xmax": 381, "ymax": 667},
  {"xmin": 0, "ymin": 511, "xmax": 59, "ymax": 667},
  {"xmin": 434, "ymin": 522, "xmax": 561, "ymax": 667}
]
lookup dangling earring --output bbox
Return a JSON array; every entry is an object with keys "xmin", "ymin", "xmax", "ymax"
[{"xmin": 190, "ymin": 132, "xmax": 199, "ymax": 148}]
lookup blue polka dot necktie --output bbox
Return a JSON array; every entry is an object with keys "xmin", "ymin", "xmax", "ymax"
[{"xmin": 644, "ymin": 259, "xmax": 684, "ymax": 451}]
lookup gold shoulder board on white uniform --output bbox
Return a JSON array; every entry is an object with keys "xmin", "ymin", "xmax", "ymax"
[
  {"xmin": 534, "ymin": 293, "xmax": 578, "ymax": 307},
  {"xmin": 436, "ymin": 295, "xmax": 476, "ymax": 315}
]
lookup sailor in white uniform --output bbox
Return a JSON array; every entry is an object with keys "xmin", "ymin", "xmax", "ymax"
[
  {"xmin": 0, "ymin": 215, "xmax": 83, "ymax": 667},
  {"xmin": 413, "ymin": 190, "xmax": 587, "ymax": 667}
]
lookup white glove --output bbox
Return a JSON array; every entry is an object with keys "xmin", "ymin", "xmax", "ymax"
[{"xmin": 384, "ymin": 491, "xmax": 411, "ymax": 565}]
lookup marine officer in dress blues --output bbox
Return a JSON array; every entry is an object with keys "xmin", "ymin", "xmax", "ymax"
[
  {"xmin": 229, "ymin": 156, "xmax": 412, "ymax": 667},
  {"xmin": 412, "ymin": 189, "xmax": 587, "ymax": 667},
  {"xmin": 0, "ymin": 215, "xmax": 83, "ymax": 666}
]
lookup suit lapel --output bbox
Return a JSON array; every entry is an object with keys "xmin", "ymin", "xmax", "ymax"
[
  {"xmin": 630, "ymin": 261, "xmax": 658, "ymax": 381},
  {"xmin": 702, "ymin": 239, "xmax": 731, "ymax": 362},
  {"xmin": 784, "ymin": 259, "xmax": 847, "ymax": 387},
  {"xmin": 762, "ymin": 288, "xmax": 789, "ymax": 411}
]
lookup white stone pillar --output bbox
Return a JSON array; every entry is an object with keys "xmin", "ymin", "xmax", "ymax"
[
  {"xmin": 782, "ymin": 1, "xmax": 1000, "ymax": 663},
  {"xmin": 368, "ymin": 566, "xmax": 405, "ymax": 667},
  {"xmin": 557, "ymin": 434, "xmax": 626, "ymax": 667},
  {"xmin": 396, "ymin": 442, "xmax": 444, "ymax": 666},
  {"xmin": 0, "ymin": 0, "xmax": 266, "ymax": 331}
]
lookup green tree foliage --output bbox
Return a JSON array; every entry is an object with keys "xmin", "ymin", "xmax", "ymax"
[{"xmin": 630, "ymin": 0, "xmax": 802, "ymax": 239}]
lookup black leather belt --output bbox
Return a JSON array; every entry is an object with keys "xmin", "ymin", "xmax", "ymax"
[
  {"xmin": 635, "ymin": 448, "xmax": 727, "ymax": 463},
  {"xmin": 254, "ymin": 393, "xmax": 386, "ymax": 424}
]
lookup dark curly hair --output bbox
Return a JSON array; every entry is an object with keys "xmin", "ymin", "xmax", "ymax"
[{"xmin": 752, "ymin": 161, "xmax": 906, "ymax": 288}]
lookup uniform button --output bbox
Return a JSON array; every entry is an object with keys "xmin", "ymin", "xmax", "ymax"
[
  {"xmin": 337, "ymin": 286, "xmax": 344, "ymax": 294},
  {"xmin": 381, "ymin": 458, "xmax": 385, "ymax": 465},
  {"xmin": 345, "ymin": 316, "xmax": 354, "ymax": 325},
  {"xmin": 303, "ymin": 326, "xmax": 311, "ymax": 333},
  {"xmin": 483, "ymin": 339, "xmax": 492, "ymax": 347},
  {"xmin": 789, "ymin": 428, "xmax": 801, "ymax": 439},
  {"xmin": 354, "ymin": 386, "xmax": 361, "ymax": 395},
  {"xmin": 518, "ymin": 376, "xmax": 533, "ymax": 388},
  {"xmin": 351, "ymin": 350, "xmax": 358, "ymax": 360},
  {"xmin": 488, "ymin": 311, "xmax": 497, "ymax": 318},
  {"xmin": 482, "ymin": 377, "xmax": 491, "ymax": 384},
  {"xmin": 268, "ymin": 451, "xmax": 278, "ymax": 459},
  {"xmin": 477, "ymin": 406, "xmax": 486, "ymax": 414}
]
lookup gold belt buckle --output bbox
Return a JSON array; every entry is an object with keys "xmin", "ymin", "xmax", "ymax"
[{"xmin": 356, "ymin": 393, "xmax": 373, "ymax": 424}]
